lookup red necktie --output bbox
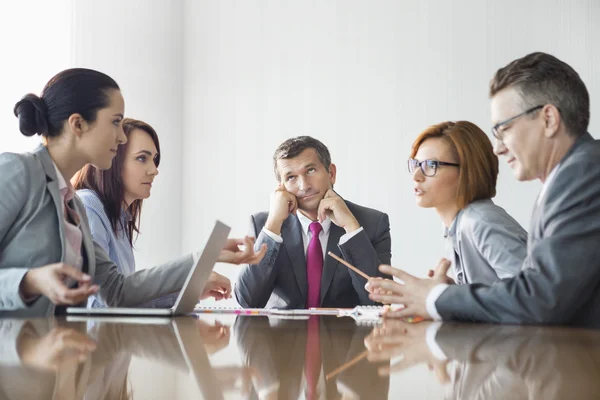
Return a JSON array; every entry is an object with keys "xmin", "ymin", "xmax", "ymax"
[
  {"xmin": 305, "ymin": 316, "xmax": 321, "ymax": 400},
  {"xmin": 306, "ymin": 222, "xmax": 323, "ymax": 308}
]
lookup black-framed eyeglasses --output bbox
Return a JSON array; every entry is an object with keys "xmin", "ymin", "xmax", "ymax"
[
  {"xmin": 408, "ymin": 159, "xmax": 460, "ymax": 177},
  {"xmin": 491, "ymin": 105, "xmax": 544, "ymax": 140}
]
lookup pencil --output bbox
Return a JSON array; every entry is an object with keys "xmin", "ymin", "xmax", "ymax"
[
  {"xmin": 326, "ymin": 350, "xmax": 369, "ymax": 380},
  {"xmin": 327, "ymin": 251, "xmax": 371, "ymax": 280}
]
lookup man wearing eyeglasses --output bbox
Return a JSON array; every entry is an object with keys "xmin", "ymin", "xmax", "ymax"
[
  {"xmin": 368, "ymin": 52, "xmax": 600, "ymax": 328},
  {"xmin": 235, "ymin": 136, "xmax": 392, "ymax": 309}
]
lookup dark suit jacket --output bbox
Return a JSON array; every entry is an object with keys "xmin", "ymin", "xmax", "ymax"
[
  {"xmin": 235, "ymin": 200, "xmax": 391, "ymax": 308},
  {"xmin": 234, "ymin": 316, "xmax": 389, "ymax": 399},
  {"xmin": 437, "ymin": 133, "xmax": 600, "ymax": 327}
]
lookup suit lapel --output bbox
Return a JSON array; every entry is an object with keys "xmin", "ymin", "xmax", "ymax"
[
  {"xmin": 320, "ymin": 224, "xmax": 343, "ymax": 304},
  {"xmin": 529, "ymin": 199, "xmax": 543, "ymax": 239},
  {"xmin": 530, "ymin": 133, "xmax": 592, "ymax": 241},
  {"xmin": 37, "ymin": 146, "xmax": 67, "ymax": 263},
  {"xmin": 283, "ymin": 216, "xmax": 308, "ymax": 302},
  {"xmin": 72, "ymin": 200, "xmax": 94, "ymax": 275}
]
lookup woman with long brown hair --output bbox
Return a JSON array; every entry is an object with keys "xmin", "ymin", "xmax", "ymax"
[{"xmin": 74, "ymin": 118, "xmax": 265, "ymax": 308}]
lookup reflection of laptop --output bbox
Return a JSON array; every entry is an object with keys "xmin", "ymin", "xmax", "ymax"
[
  {"xmin": 173, "ymin": 318, "xmax": 225, "ymax": 400},
  {"xmin": 67, "ymin": 220, "xmax": 230, "ymax": 317},
  {"xmin": 64, "ymin": 315, "xmax": 225, "ymax": 398}
]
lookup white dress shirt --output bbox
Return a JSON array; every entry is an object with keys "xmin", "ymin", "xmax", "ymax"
[
  {"xmin": 262, "ymin": 211, "xmax": 364, "ymax": 257},
  {"xmin": 425, "ymin": 163, "xmax": 562, "ymax": 320}
]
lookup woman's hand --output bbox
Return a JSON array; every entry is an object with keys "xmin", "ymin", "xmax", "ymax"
[
  {"xmin": 200, "ymin": 271, "xmax": 232, "ymax": 300},
  {"xmin": 217, "ymin": 236, "xmax": 267, "ymax": 265},
  {"xmin": 20, "ymin": 263, "xmax": 99, "ymax": 305}
]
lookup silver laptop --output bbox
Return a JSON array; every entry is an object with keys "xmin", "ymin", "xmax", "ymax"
[{"xmin": 67, "ymin": 220, "xmax": 230, "ymax": 317}]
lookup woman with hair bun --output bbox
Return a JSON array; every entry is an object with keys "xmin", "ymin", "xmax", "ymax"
[{"xmin": 0, "ymin": 68, "xmax": 266, "ymax": 316}]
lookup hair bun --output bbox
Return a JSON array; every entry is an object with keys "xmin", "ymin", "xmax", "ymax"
[{"xmin": 13, "ymin": 93, "xmax": 49, "ymax": 137}]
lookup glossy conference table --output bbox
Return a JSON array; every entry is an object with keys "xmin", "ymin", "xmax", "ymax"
[{"xmin": 1, "ymin": 314, "xmax": 599, "ymax": 399}]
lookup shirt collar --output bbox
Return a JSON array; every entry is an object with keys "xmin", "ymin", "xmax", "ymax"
[
  {"xmin": 52, "ymin": 161, "xmax": 75, "ymax": 202},
  {"xmin": 297, "ymin": 210, "xmax": 331, "ymax": 236},
  {"xmin": 443, "ymin": 209, "xmax": 463, "ymax": 239},
  {"xmin": 537, "ymin": 163, "xmax": 561, "ymax": 206}
]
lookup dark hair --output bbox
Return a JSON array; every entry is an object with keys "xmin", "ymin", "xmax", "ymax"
[
  {"xmin": 490, "ymin": 52, "xmax": 590, "ymax": 138},
  {"xmin": 273, "ymin": 136, "xmax": 332, "ymax": 181},
  {"xmin": 73, "ymin": 118, "xmax": 161, "ymax": 246},
  {"xmin": 13, "ymin": 68, "xmax": 120, "ymax": 137},
  {"xmin": 410, "ymin": 121, "xmax": 498, "ymax": 209}
]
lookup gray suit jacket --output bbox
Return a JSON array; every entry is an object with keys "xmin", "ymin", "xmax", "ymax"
[
  {"xmin": 437, "ymin": 133, "xmax": 600, "ymax": 327},
  {"xmin": 0, "ymin": 145, "xmax": 193, "ymax": 317},
  {"xmin": 446, "ymin": 199, "xmax": 527, "ymax": 285},
  {"xmin": 235, "ymin": 200, "xmax": 391, "ymax": 308}
]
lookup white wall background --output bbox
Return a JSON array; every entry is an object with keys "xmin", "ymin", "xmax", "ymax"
[
  {"xmin": 0, "ymin": 0, "xmax": 72, "ymax": 153},
  {"xmin": 71, "ymin": 0, "xmax": 185, "ymax": 273},
  {"xmin": 1, "ymin": 1, "xmax": 599, "ymax": 398},
  {"xmin": 181, "ymin": 0, "xmax": 600, "ymax": 300}
]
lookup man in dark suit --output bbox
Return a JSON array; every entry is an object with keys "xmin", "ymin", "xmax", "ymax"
[
  {"xmin": 235, "ymin": 136, "xmax": 391, "ymax": 309},
  {"xmin": 368, "ymin": 52, "xmax": 600, "ymax": 328},
  {"xmin": 235, "ymin": 136, "xmax": 391, "ymax": 308}
]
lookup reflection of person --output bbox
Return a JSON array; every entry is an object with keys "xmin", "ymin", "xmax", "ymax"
[
  {"xmin": 18, "ymin": 325, "xmax": 96, "ymax": 370},
  {"xmin": 0, "ymin": 317, "xmax": 230, "ymax": 399},
  {"xmin": 0, "ymin": 319, "xmax": 96, "ymax": 400},
  {"xmin": 196, "ymin": 319, "xmax": 230, "ymax": 355},
  {"xmin": 234, "ymin": 315, "xmax": 389, "ymax": 399},
  {"xmin": 408, "ymin": 121, "xmax": 526, "ymax": 285},
  {"xmin": 366, "ymin": 320, "xmax": 600, "ymax": 399},
  {"xmin": 236, "ymin": 136, "xmax": 392, "ymax": 309},
  {"xmin": 0, "ymin": 319, "xmax": 95, "ymax": 370},
  {"xmin": 368, "ymin": 52, "xmax": 600, "ymax": 328},
  {"xmin": 364, "ymin": 320, "xmax": 449, "ymax": 381}
]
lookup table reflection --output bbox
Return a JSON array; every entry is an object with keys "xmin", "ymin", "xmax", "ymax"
[
  {"xmin": 234, "ymin": 315, "xmax": 389, "ymax": 399},
  {"xmin": 2, "ymin": 315, "xmax": 600, "ymax": 399},
  {"xmin": 0, "ymin": 317, "xmax": 227, "ymax": 400},
  {"xmin": 365, "ymin": 320, "xmax": 600, "ymax": 399}
]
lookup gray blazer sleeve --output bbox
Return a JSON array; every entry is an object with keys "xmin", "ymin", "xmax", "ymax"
[
  {"xmin": 0, "ymin": 319, "xmax": 56, "ymax": 366},
  {"xmin": 436, "ymin": 159, "xmax": 600, "ymax": 325},
  {"xmin": 92, "ymin": 244, "xmax": 193, "ymax": 308},
  {"xmin": 0, "ymin": 320, "xmax": 26, "ymax": 366},
  {"xmin": 84, "ymin": 204, "xmax": 181, "ymax": 309},
  {"xmin": 234, "ymin": 216, "xmax": 282, "ymax": 308},
  {"xmin": 463, "ymin": 209, "xmax": 527, "ymax": 280},
  {"xmin": 0, "ymin": 154, "xmax": 32, "ymax": 311},
  {"xmin": 338, "ymin": 213, "xmax": 392, "ymax": 304},
  {"xmin": 471, "ymin": 221, "xmax": 527, "ymax": 280},
  {"xmin": 68, "ymin": 198, "xmax": 194, "ymax": 308}
]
